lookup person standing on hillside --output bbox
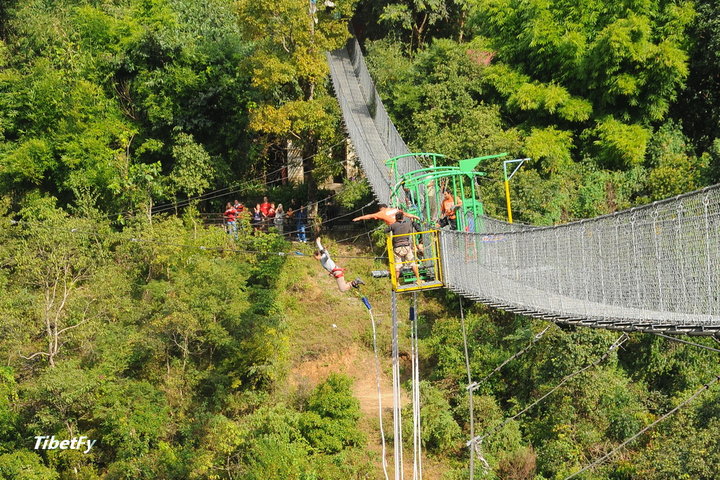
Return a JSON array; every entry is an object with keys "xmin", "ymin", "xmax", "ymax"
[
  {"xmin": 295, "ymin": 204, "xmax": 308, "ymax": 242},
  {"xmin": 233, "ymin": 200, "xmax": 244, "ymax": 214},
  {"xmin": 260, "ymin": 196, "xmax": 272, "ymax": 232},
  {"xmin": 223, "ymin": 202, "xmax": 238, "ymax": 240},
  {"xmin": 251, "ymin": 204, "xmax": 263, "ymax": 232},
  {"xmin": 314, "ymin": 237, "xmax": 364, "ymax": 292},
  {"xmin": 353, "ymin": 204, "xmax": 420, "ymax": 226},
  {"xmin": 259, "ymin": 196, "xmax": 271, "ymax": 216},
  {"xmin": 274, "ymin": 203, "xmax": 286, "ymax": 235}
]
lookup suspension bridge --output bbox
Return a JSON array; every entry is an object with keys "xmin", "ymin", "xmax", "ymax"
[{"xmin": 328, "ymin": 38, "xmax": 720, "ymax": 337}]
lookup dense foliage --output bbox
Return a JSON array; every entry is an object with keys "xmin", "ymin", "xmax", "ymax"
[
  {"xmin": 0, "ymin": 208, "xmax": 372, "ymax": 478},
  {"xmin": 0, "ymin": 0, "xmax": 355, "ymax": 218},
  {"xmin": 2, "ymin": 0, "xmax": 720, "ymax": 479},
  {"xmin": 363, "ymin": 0, "xmax": 717, "ymax": 223}
]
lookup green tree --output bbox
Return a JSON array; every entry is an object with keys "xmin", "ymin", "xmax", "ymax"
[
  {"xmin": 237, "ymin": 0, "xmax": 357, "ymax": 197},
  {"xmin": 643, "ymin": 121, "xmax": 706, "ymax": 201},
  {"xmin": 0, "ymin": 368, "xmax": 18, "ymax": 454},
  {"xmin": 367, "ymin": 37, "xmax": 521, "ymax": 160},
  {"xmin": 167, "ymin": 132, "xmax": 215, "ymax": 206},
  {"xmin": 95, "ymin": 380, "xmax": 170, "ymax": 460},
  {"xmin": 0, "ymin": 451, "xmax": 58, "ymax": 480},
  {"xmin": 11, "ymin": 214, "xmax": 108, "ymax": 368},
  {"xmin": 300, "ymin": 374, "xmax": 364, "ymax": 454},
  {"xmin": 379, "ymin": 0, "xmax": 460, "ymax": 51},
  {"xmin": 674, "ymin": 0, "xmax": 720, "ymax": 156},
  {"xmin": 417, "ymin": 381, "xmax": 462, "ymax": 454},
  {"xmin": 236, "ymin": 404, "xmax": 314, "ymax": 480},
  {"xmin": 468, "ymin": 0, "xmax": 693, "ymax": 123}
]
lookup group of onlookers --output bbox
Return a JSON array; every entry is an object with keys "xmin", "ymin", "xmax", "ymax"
[{"xmin": 223, "ymin": 196, "xmax": 310, "ymax": 242}]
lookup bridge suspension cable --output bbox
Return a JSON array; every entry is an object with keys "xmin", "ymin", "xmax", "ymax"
[
  {"xmin": 468, "ymin": 333, "xmax": 628, "ymax": 469},
  {"xmin": 564, "ymin": 373, "xmax": 720, "ymax": 480},
  {"xmin": 653, "ymin": 333, "xmax": 720, "ymax": 353},
  {"xmin": 470, "ymin": 324, "xmax": 551, "ymax": 392}
]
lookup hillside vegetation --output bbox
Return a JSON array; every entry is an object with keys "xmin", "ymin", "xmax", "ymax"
[{"xmin": 2, "ymin": 0, "xmax": 720, "ymax": 479}]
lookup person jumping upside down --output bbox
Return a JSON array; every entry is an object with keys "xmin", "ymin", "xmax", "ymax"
[{"xmin": 314, "ymin": 238, "xmax": 364, "ymax": 292}]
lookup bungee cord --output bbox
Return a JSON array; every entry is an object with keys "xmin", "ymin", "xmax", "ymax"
[{"xmin": 361, "ymin": 297, "xmax": 391, "ymax": 480}]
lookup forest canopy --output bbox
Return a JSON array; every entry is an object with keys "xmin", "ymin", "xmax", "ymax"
[{"xmin": 2, "ymin": 0, "xmax": 720, "ymax": 479}]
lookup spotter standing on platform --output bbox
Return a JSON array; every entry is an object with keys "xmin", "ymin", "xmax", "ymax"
[
  {"xmin": 314, "ymin": 238, "xmax": 364, "ymax": 292},
  {"xmin": 387, "ymin": 211, "xmax": 422, "ymax": 285}
]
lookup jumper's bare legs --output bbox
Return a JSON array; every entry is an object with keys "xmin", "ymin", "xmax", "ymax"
[
  {"xmin": 315, "ymin": 237, "xmax": 363, "ymax": 292},
  {"xmin": 335, "ymin": 276, "xmax": 353, "ymax": 292}
]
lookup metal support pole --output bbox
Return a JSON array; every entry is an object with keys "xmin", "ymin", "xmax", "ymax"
[
  {"xmin": 502, "ymin": 158, "xmax": 529, "ymax": 224},
  {"xmin": 504, "ymin": 180, "xmax": 513, "ymax": 223}
]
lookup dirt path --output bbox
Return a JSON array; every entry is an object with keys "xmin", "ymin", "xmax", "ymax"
[
  {"xmin": 290, "ymin": 346, "xmax": 449, "ymax": 479},
  {"xmin": 283, "ymin": 238, "xmax": 449, "ymax": 479},
  {"xmin": 289, "ymin": 344, "xmax": 403, "ymax": 416}
]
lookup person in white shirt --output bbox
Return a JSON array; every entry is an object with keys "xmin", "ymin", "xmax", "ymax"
[{"xmin": 313, "ymin": 238, "xmax": 364, "ymax": 292}]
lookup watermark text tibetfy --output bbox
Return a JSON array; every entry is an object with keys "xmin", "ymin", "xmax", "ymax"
[{"xmin": 34, "ymin": 436, "xmax": 96, "ymax": 454}]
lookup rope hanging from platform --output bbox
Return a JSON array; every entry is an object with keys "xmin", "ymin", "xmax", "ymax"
[
  {"xmin": 410, "ymin": 292, "xmax": 423, "ymax": 480},
  {"xmin": 362, "ymin": 297, "xmax": 390, "ymax": 480},
  {"xmin": 391, "ymin": 290, "xmax": 404, "ymax": 480},
  {"xmin": 457, "ymin": 296, "xmax": 481, "ymax": 479}
]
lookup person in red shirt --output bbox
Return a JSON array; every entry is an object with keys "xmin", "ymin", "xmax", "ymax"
[
  {"xmin": 259, "ymin": 196, "xmax": 271, "ymax": 217},
  {"xmin": 259, "ymin": 196, "xmax": 272, "ymax": 232},
  {"xmin": 353, "ymin": 204, "xmax": 419, "ymax": 226},
  {"xmin": 233, "ymin": 200, "xmax": 244, "ymax": 214},
  {"xmin": 223, "ymin": 202, "xmax": 238, "ymax": 239}
]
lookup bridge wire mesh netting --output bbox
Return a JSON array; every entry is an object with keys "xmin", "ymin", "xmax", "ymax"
[
  {"xmin": 441, "ymin": 186, "xmax": 720, "ymax": 334},
  {"xmin": 327, "ymin": 39, "xmax": 416, "ymax": 203},
  {"xmin": 327, "ymin": 39, "xmax": 720, "ymax": 335}
]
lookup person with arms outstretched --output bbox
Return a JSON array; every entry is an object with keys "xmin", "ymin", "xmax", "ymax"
[
  {"xmin": 353, "ymin": 204, "xmax": 420, "ymax": 226},
  {"xmin": 314, "ymin": 238, "xmax": 364, "ymax": 292}
]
